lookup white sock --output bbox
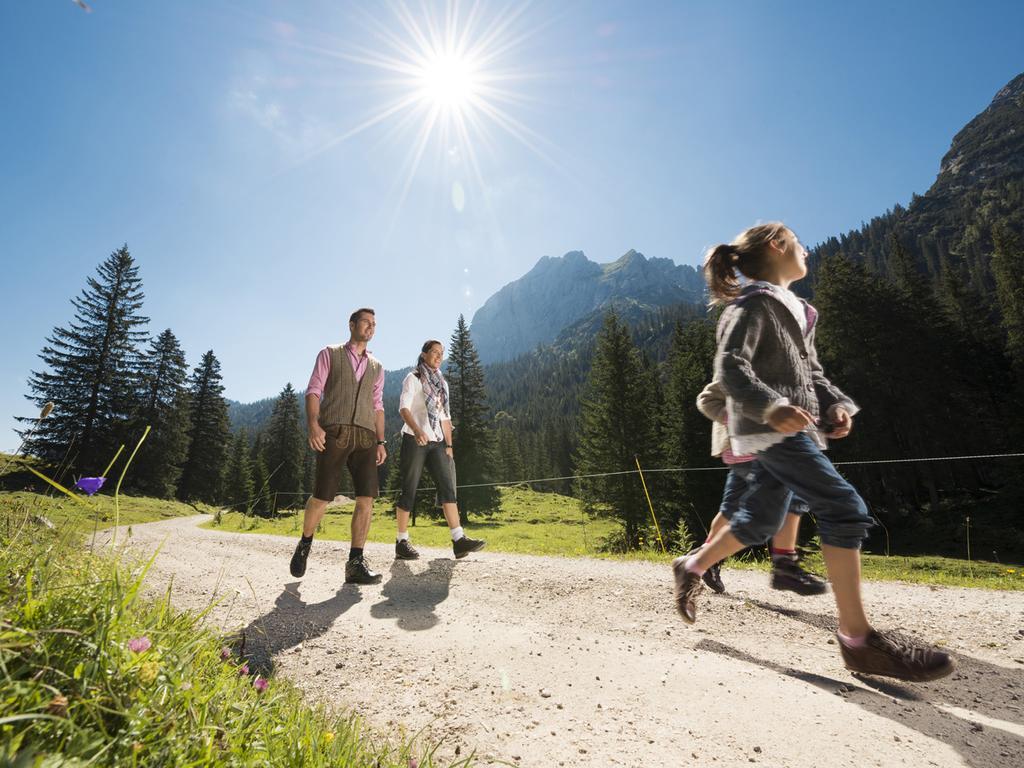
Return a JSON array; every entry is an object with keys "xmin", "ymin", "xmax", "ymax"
[
  {"xmin": 397, "ymin": 531, "xmax": 410, "ymax": 542},
  {"xmin": 450, "ymin": 526, "xmax": 465, "ymax": 542}
]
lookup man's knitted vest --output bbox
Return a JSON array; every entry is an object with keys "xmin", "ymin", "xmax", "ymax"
[{"xmin": 318, "ymin": 345, "xmax": 381, "ymax": 432}]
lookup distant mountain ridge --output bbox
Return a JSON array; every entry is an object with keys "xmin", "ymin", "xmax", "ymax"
[{"xmin": 468, "ymin": 249, "xmax": 704, "ymax": 363}]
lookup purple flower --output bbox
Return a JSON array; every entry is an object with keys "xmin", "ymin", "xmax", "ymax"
[
  {"xmin": 73, "ymin": 476, "xmax": 106, "ymax": 496},
  {"xmin": 253, "ymin": 677, "xmax": 269, "ymax": 694},
  {"xmin": 127, "ymin": 636, "xmax": 151, "ymax": 654},
  {"xmin": 220, "ymin": 646, "xmax": 232, "ymax": 661},
  {"xmin": 238, "ymin": 663, "xmax": 250, "ymax": 676}
]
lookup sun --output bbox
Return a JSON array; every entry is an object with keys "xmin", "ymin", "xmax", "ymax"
[
  {"xmin": 283, "ymin": 1, "xmax": 556, "ymax": 224},
  {"xmin": 416, "ymin": 52, "xmax": 480, "ymax": 111}
]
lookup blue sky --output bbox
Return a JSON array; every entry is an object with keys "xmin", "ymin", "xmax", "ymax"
[{"xmin": 1, "ymin": 0, "xmax": 1023, "ymax": 450}]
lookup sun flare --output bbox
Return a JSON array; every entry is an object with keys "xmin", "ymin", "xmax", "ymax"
[{"xmin": 416, "ymin": 52, "xmax": 480, "ymax": 110}]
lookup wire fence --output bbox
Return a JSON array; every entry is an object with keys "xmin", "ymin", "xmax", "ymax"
[{"xmin": 219, "ymin": 450, "xmax": 1024, "ymax": 511}]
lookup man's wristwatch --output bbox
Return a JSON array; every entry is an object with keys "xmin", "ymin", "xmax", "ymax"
[
  {"xmin": 444, "ymin": 444, "xmax": 452, "ymax": 449},
  {"xmin": 377, "ymin": 440, "xmax": 387, "ymax": 446}
]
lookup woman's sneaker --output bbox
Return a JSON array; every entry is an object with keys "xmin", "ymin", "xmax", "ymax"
[
  {"xmin": 453, "ymin": 536, "xmax": 486, "ymax": 559},
  {"xmin": 672, "ymin": 556, "xmax": 704, "ymax": 624},
  {"xmin": 838, "ymin": 630, "xmax": 955, "ymax": 682},
  {"xmin": 395, "ymin": 539, "xmax": 420, "ymax": 560}
]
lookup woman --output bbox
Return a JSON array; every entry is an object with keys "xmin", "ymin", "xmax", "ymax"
[{"xmin": 394, "ymin": 339, "xmax": 486, "ymax": 560}]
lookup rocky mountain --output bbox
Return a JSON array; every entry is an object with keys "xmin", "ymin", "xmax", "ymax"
[
  {"xmin": 807, "ymin": 71, "xmax": 1024, "ymax": 291},
  {"xmin": 469, "ymin": 249, "xmax": 704, "ymax": 363}
]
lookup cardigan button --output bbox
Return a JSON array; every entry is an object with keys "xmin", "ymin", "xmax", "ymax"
[
  {"xmin": 806, "ymin": 383, "xmax": 814, "ymax": 391},
  {"xmin": 799, "ymin": 352, "xmax": 808, "ymax": 359}
]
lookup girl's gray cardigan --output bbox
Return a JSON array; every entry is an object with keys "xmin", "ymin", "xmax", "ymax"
[{"xmin": 714, "ymin": 284, "xmax": 858, "ymax": 450}]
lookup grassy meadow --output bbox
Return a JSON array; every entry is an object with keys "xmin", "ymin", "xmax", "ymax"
[
  {"xmin": 206, "ymin": 486, "xmax": 1024, "ymax": 591},
  {"xmin": 0, "ymin": 487, "xmax": 473, "ymax": 766}
]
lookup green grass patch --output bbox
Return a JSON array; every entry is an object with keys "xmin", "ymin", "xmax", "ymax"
[
  {"xmin": 0, "ymin": 490, "xmax": 212, "ymax": 535},
  {"xmin": 207, "ymin": 487, "xmax": 1024, "ymax": 590},
  {"xmin": 208, "ymin": 486, "xmax": 620, "ymax": 558},
  {"xmin": 0, "ymin": 498, "xmax": 473, "ymax": 766}
]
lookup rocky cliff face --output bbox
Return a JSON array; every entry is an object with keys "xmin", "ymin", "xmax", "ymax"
[
  {"xmin": 929, "ymin": 72, "xmax": 1024, "ymax": 200},
  {"xmin": 469, "ymin": 249, "xmax": 703, "ymax": 363}
]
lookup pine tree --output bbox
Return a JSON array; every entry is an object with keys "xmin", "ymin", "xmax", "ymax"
[
  {"xmin": 494, "ymin": 411, "xmax": 525, "ymax": 483},
  {"xmin": 263, "ymin": 383, "xmax": 306, "ymax": 511},
  {"xmin": 660, "ymin": 319, "xmax": 718, "ymax": 547},
  {"xmin": 446, "ymin": 315, "xmax": 500, "ymax": 516},
  {"xmin": 22, "ymin": 245, "xmax": 148, "ymax": 473},
  {"xmin": 222, "ymin": 430, "xmax": 254, "ymax": 512},
  {"xmin": 131, "ymin": 329, "xmax": 190, "ymax": 498},
  {"xmin": 178, "ymin": 350, "xmax": 230, "ymax": 504},
  {"xmin": 249, "ymin": 432, "xmax": 271, "ymax": 515},
  {"xmin": 992, "ymin": 225, "xmax": 1024, "ymax": 381},
  {"xmin": 575, "ymin": 311, "xmax": 659, "ymax": 551}
]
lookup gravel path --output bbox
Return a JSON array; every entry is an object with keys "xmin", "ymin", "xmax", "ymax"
[{"xmin": 96, "ymin": 516, "xmax": 1024, "ymax": 768}]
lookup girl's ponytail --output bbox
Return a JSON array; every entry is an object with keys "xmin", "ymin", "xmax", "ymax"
[
  {"xmin": 702, "ymin": 221, "xmax": 788, "ymax": 306},
  {"xmin": 704, "ymin": 243, "xmax": 742, "ymax": 305}
]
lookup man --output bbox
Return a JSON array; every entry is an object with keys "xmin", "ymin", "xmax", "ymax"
[{"xmin": 289, "ymin": 308, "xmax": 387, "ymax": 585}]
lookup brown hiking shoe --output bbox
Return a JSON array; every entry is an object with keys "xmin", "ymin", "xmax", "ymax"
[
  {"xmin": 838, "ymin": 630, "xmax": 955, "ymax": 682},
  {"xmin": 672, "ymin": 556, "xmax": 704, "ymax": 624}
]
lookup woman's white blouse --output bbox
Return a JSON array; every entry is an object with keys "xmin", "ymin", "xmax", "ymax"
[{"xmin": 399, "ymin": 371, "xmax": 451, "ymax": 442}]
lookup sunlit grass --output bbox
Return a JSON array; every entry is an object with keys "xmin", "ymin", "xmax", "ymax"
[
  {"xmin": 209, "ymin": 486, "xmax": 618, "ymax": 558},
  {"xmin": 207, "ymin": 487, "xmax": 1024, "ymax": 591},
  {"xmin": 0, "ymin": 494, "xmax": 473, "ymax": 767}
]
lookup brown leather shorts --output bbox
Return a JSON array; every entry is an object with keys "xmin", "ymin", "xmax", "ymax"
[{"xmin": 313, "ymin": 425, "xmax": 379, "ymax": 501}]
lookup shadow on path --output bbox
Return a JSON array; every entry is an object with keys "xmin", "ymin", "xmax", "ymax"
[
  {"xmin": 697, "ymin": 595, "xmax": 1024, "ymax": 767},
  {"xmin": 238, "ymin": 582, "xmax": 362, "ymax": 676},
  {"xmin": 370, "ymin": 558, "xmax": 454, "ymax": 631}
]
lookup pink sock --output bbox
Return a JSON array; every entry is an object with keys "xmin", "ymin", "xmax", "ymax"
[
  {"xmin": 837, "ymin": 630, "xmax": 868, "ymax": 648},
  {"xmin": 685, "ymin": 556, "xmax": 706, "ymax": 577}
]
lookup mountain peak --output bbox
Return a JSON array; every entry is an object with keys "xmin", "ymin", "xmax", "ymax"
[
  {"xmin": 470, "ymin": 249, "xmax": 703, "ymax": 363},
  {"xmin": 932, "ymin": 71, "xmax": 1024, "ymax": 195}
]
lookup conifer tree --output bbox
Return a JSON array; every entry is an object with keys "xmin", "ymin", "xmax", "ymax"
[
  {"xmin": 446, "ymin": 315, "xmax": 500, "ymax": 516},
  {"xmin": 22, "ymin": 245, "xmax": 148, "ymax": 473},
  {"xmin": 992, "ymin": 226, "xmax": 1024, "ymax": 382},
  {"xmin": 575, "ymin": 311, "xmax": 659, "ymax": 550},
  {"xmin": 178, "ymin": 350, "xmax": 230, "ymax": 503},
  {"xmin": 249, "ymin": 432, "xmax": 271, "ymax": 515},
  {"xmin": 660, "ymin": 319, "xmax": 718, "ymax": 546},
  {"xmin": 494, "ymin": 411, "xmax": 525, "ymax": 483},
  {"xmin": 131, "ymin": 328, "xmax": 190, "ymax": 498},
  {"xmin": 263, "ymin": 383, "xmax": 306, "ymax": 510},
  {"xmin": 223, "ymin": 430, "xmax": 254, "ymax": 512}
]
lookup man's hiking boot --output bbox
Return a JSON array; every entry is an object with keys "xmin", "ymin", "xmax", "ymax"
[
  {"xmin": 453, "ymin": 536, "xmax": 486, "ymax": 559},
  {"xmin": 289, "ymin": 538, "xmax": 312, "ymax": 578},
  {"xmin": 395, "ymin": 539, "xmax": 420, "ymax": 560},
  {"xmin": 672, "ymin": 556, "xmax": 704, "ymax": 624},
  {"xmin": 345, "ymin": 555, "xmax": 383, "ymax": 585},
  {"xmin": 771, "ymin": 556, "xmax": 828, "ymax": 596},
  {"xmin": 838, "ymin": 630, "xmax": 955, "ymax": 682}
]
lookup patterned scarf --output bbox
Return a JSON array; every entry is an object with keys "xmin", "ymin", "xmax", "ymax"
[{"xmin": 418, "ymin": 364, "xmax": 449, "ymax": 434}]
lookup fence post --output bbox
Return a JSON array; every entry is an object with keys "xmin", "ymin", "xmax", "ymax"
[{"xmin": 634, "ymin": 456, "xmax": 666, "ymax": 554}]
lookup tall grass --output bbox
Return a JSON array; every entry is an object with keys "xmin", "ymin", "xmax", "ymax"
[{"xmin": 0, "ymin": 498, "xmax": 473, "ymax": 767}]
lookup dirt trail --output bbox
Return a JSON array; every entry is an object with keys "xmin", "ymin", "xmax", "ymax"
[{"xmin": 96, "ymin": 516, "xmax": 1024, "ymax": 768}]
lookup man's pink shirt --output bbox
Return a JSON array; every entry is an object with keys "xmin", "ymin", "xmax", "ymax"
[{"xmin": 306, "ymin": 344, "xmax": 385, "ymax": 412}]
